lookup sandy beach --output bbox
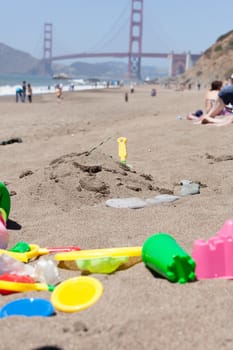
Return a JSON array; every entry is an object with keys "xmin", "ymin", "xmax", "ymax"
[{"xmin": 1, "ymin": 85, "xmax": 233, "ymax": 350}]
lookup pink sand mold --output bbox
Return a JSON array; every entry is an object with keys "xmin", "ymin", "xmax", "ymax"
[
  {"xmin": 192, "ymin": 236, "xmax": 233, "ymax": 279},
  {"xmin": 217, "ymin": 219, "xmax": 233, "ymax": 238}
]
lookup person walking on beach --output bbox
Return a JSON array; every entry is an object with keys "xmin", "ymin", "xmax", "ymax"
[
  {"xmin": 130, "ymin": 83, "xmax": 134, "ymax": 93},
  {"xmin": 22, "ymin": 81, "xmax": 27, "ymax": 102}
]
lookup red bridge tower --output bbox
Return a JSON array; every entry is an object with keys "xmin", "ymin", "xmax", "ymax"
[
  {"xmin": 128, "ymin": 0, "xmax": 143, "ymax": 80},
  {"xmin": 43, "ymin": 23, "xmax": 53, "ymax": 74}
]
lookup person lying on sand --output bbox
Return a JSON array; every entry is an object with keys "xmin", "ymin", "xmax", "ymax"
[{"xmin": 194, "ymin": 83, "xmax": 233, "ymax": 126}]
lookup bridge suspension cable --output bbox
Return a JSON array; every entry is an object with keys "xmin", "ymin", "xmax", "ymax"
[
  {"xmin": 145, "ymin": 1, "xmax": 181, "ymax": 52},
  {"xmin": 86, "ymin": 2, "xmax": 130, "ymax": 53},
  {"xmin": 42, "ymin": 1, "xmax": 201, "ymax": 79},
  {"xmin": 144, "ymin": 5, "xmax": 172, "ymax": 52}
]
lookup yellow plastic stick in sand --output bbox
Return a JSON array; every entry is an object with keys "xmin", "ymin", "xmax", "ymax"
[
  {"xmin": 0, "ymin": 280, "xmax": 54, "ymax": 292},
  {"xmin": 117, "ymin": 137, "xmax": 127, "ymax": 164},
  {"xmin": 54, "ymin": 246, "xmax": 142, "ymax": 262}
]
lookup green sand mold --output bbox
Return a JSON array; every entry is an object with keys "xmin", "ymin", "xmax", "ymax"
[
  {"xmin": 142, "ymin": 233, "xmax": 196, "ymax": 284},
  {"xmin": 0, "ymin": 182, "xmax": 11, "ymax": 220}
]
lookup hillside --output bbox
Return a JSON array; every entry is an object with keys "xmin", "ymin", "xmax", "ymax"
[
  {"xmin": 67, "ymin": 61, "xmax": 167, "ymax": 80},
  {"xmin": 0, "ymin": 42, "xmax": 167, "ymax": 79},
  {"xmin": 0, "ymin": 43, "xmax": 40, "ymax": 74},
  {"xmin": 179, "ymin": 30, "xmax": 233, "ymax": 87}
]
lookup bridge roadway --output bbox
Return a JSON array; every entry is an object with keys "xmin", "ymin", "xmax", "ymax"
[{"xmin": 51, "ymin": 52, "xmax": 201, "ymax": 61}]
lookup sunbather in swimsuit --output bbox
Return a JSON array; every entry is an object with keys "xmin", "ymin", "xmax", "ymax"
[
  {"xmin": 186, "ymin": 80, "xmax": 223, "ymax": 121},
  {"xmin": 197, "ymin": 84, "xmax": 233, "ymax": 126},
  {"xmin": 205, "ymin": 80, "xmax": 223, "ymax": 113}
]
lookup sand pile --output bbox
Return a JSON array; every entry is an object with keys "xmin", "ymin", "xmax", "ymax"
[{"xmin": 19, "ymin": 148, "xmax": 175, "ymax": 212}]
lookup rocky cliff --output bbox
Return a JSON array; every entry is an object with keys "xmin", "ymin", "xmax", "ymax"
[{"xmin": 179, "ymin": 30, "xmax": 233, "ymax": 87}]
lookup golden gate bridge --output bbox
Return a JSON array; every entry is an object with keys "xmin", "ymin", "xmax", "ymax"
[{"xmin": 42, "ymin": 0, "xmax": 201, "ymax": 79}]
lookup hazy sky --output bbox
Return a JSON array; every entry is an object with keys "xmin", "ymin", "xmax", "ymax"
[{"xmin": 1, "ymin": 0, "xmax": 233, "ymax": 66}]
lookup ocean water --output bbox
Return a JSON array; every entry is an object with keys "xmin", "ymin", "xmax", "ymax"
[{"xmin": 0, "ymin": 74, "xmax": 109, "ymax": 96}]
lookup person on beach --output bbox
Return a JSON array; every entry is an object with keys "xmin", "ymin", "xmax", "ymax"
[
  {"xmin": 186, "ymin": 80, "xmax": 223, "ymax": 121},
  {"xmin": 204, "ymin": 80, "xmax": 223, "ymax": 113},
  {"xmin": 151, "ymin": 88, "xmax": 157, "ymax": 97},
  {"xmin": 15, "ymin": 86, "xmax": 23, "ymax": 103},
  {"xmin": 27, "ymin": 83, "xmax": 32, "ymax": 103},
  {"xmin": 55, "ymin": 83, "xmax": 63, "ymax": 99},
  {"xmin": 22, "ymin": 81, "xmax": 27, "ymax": 102},
  {"xmin": 195, "ymin": 83, "xmax": 233, "ymax": 126},
  {"xmin": 228, "ymin": 74, "xmax": 233, "ymax": 86}
]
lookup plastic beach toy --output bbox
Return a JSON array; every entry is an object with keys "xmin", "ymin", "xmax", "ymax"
[
  {"xmin": 0, "ymin": 244, "xmax": 40, "ymax": 263},
  {"xmin": 192, "ymin": 235, "xmax": 233, "ymax": 279},
  {"xmin": 0, "ymin": 184, "xmax": 9, "ymax": 249},
  {"xmin": 0, "ymin": 182, "xmax": 11, "ymax": 220},
  {"xmin": 34, "ymin": 258, "xmax": 60, "ymax": 285},
  {"xmin": 10, "ymin": 241, "xmax": 81, "ymax": 255},
  {"xmin": 0, "ymin": 280, "xmax": 55, "ymax": 293},
  {"xmin": 54, "ymin": 246, "xmax": 142, "ymax": 262},
  {"xmin": 0, "ymin": 208, "xmax": 7, "ymax": 224},
  {"xmin": 0, "ymin": 273, "xmax": 35, "ymax": 295},
  {"xmin": 142, "ymin": 233, "xmax": 196, "ymax": 284},
  {"xmin": 76, "ymin": 256, "xmax": 129, "ymax": 274},
  {"xmin": 191, "ymin": 219, "xmax": 233, "ymax": 280},
  {"xmin": 2, "ymin": 243, "xmax": 81, "ymax": 263},
  {"xmin": 38, "ymin": 246, "xmax": 81, "ymax": 254},
  {"xmin": 0, "ymin": 182, "xmax": 10, "ymax": 249},
  {"xmin": 217, "ymin": 218, "xmax": 233, "ymax": 238},
  {"xmin": 0, "ymin": 298, "xmax": 54, "ymax": 318},
  {"xmin": 0, "ymin": 217, "xmax": 9, "ymax": 249},
  {"xmin": 10, "ymin": 241, "xmax": 31, "ymax": 253},
  {"xmin": 51, "ymin": 276, "xmax": 103, "ymax": 312},
  {"xmin": 117, "ymin": 137, "xmax": 127, "ymax": 164}
]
